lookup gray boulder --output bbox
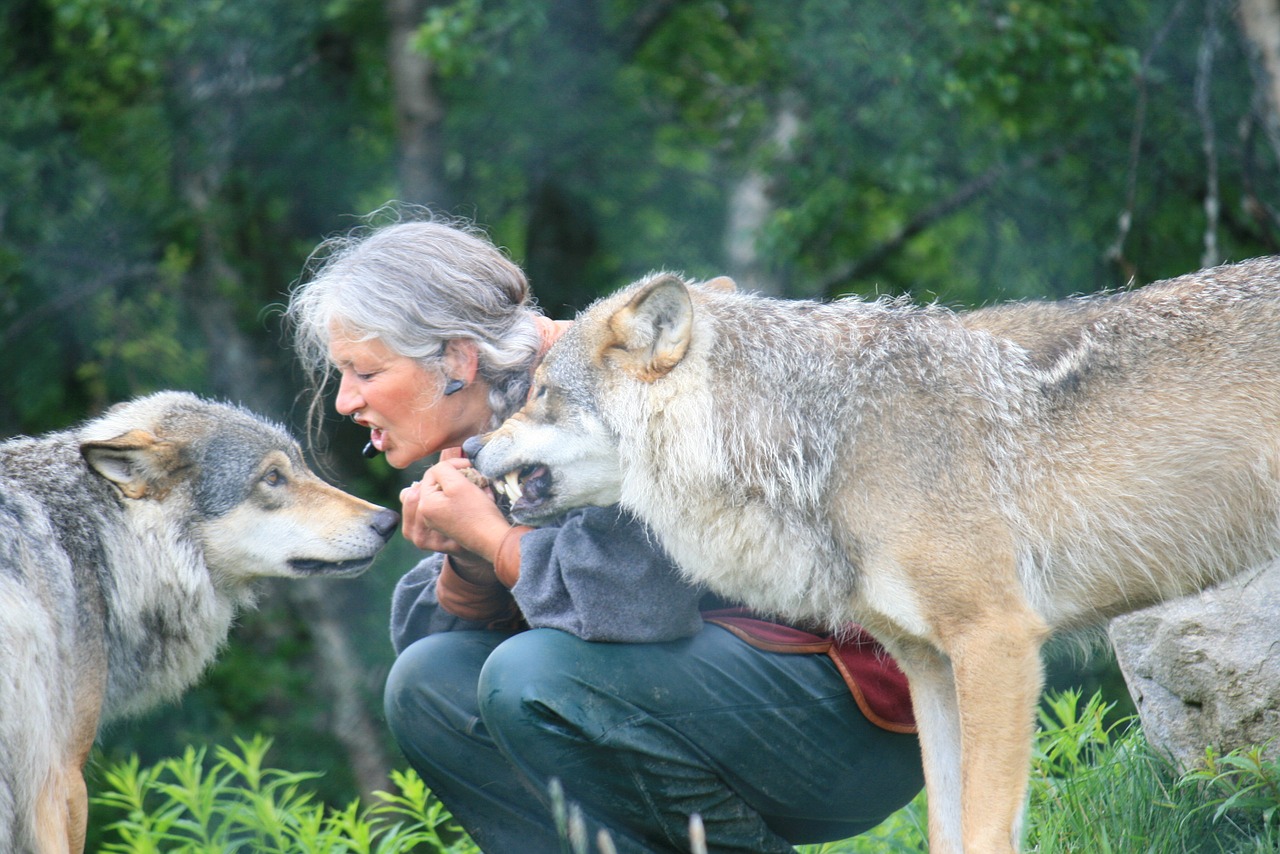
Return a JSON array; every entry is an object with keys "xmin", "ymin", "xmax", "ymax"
[{"xmin": 1108, "ymin": 561, "xmax": 1280, "ymax": 772}]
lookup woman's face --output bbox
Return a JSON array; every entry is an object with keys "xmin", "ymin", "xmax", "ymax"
[{"xmin": 329, "ymin": 330, "xmax": 489, "ymax": 468}]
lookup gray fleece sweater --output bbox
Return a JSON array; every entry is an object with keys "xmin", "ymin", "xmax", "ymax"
[{"xmin": 389, "ymin": 505, "xmax": 708, "ymax": 654}]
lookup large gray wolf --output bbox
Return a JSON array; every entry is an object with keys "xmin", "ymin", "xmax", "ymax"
[
  {"xmin": 0, "ymin": 391, "xmax": 399, "ymax": 853},
  {"xmin": 471, "ymin": 258, "xmax": 1280, "ymax": 853}
]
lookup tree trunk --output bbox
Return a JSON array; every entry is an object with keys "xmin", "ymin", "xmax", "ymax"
[
  {"xmin": 387, "ymin": 0, "xmax": 447, "ymax": 206},
  {"xmin": 1239, "ymin": 0, "xmax": 1280, "ymax": 163},
  {"xmin": 723, "ymin": 97, "xmax": 800, "ymax": 296}
]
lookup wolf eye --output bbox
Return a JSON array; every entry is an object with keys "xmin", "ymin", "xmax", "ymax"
[{"xmin": 261, "ymin": 468, "xmax": 286, "ymax": 487}]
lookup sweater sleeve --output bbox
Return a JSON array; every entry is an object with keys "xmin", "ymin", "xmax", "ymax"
[
  {"xmin": 436, "ymin": 557, "xmax": 519, "ymax": 621},
  {"xmin": 509, "ymin": 506, "xmax": 704, "ymax": 642},
  {"xmin": 389, "ymin": 554, "xmax": 504, "ymax": 653},
  {"xmin": 388, "ymin": 505, "xmax": 704, "ymax": 651}
]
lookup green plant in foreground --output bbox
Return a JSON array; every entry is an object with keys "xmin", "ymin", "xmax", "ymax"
[
  {"xmin": 92, "ymin": 695, "xmax": 1280, "ymax": 853},
  {"xmin": 92, "ymin": 734, "xmax": 477, "ymax": 853},
  {"xmin": 1025, "ymin": 689, "xmax": 1280, "ymax": 854},
  {"xmin": 801, "ymin": 689, "xmax": 1280, "ymax": 854},
  {"xmin": 1181, "ymin": 741, "xmax": 1280, "ymax": 836}
]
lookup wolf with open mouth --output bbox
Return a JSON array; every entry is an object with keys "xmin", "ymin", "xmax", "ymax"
[
  {"xmin": 467, "ymin": 364, "xmax": 624, "ymax": 527},
  {"xmin": 468, "ymin": 261, "xmax": 1280, "ymax": 853}
]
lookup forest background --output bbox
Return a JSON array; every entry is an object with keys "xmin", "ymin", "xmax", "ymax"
[{"xmin": 4, "ymin": 0, "xmax": 1280, "ymax": 829}]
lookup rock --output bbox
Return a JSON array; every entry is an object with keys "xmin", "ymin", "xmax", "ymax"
[{"xmin": 1108, "ymin": 561, "xmax": 1280, "ymax": 772}]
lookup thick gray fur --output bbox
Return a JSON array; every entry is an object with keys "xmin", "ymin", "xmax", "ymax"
[{"xmin": 0, "ymin": 391, "xmax": 396, "ymax": 852}]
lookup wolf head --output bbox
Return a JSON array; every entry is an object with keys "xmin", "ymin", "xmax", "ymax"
[
  {"xmin": 472, "ymin": 273, "xmax": 732, "ymax": 525},
  {"xmin": 79, "ymin": 391, "xmax": 399, "ymax": 583}
]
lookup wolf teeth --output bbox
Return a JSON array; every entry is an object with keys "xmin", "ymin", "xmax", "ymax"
[
  {"xmin": 488, "ymin": 470, "xmax": 526, "ymax": 502},
  {"xmin": 502, "ymin": 471, "xmax": 524, "ymax": 501}
]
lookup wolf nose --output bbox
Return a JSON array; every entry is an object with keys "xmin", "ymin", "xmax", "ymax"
[
  {"xmin": 370, "ymin": 508, "xmax": 401, "ymax": 541},
  {"xmin": 462, "ymin": 435, "xmax": 486, "ymax": 461}
]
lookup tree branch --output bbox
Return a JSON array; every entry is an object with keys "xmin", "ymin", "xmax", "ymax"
[
  {"xmin": 0, "ymin": 262, "xmax": 156, "ymax": 343},
  {"xmin": 1240, "ymin": 110, "xmax": 1280, "ymax": 244},
  {"xmin": 614, "ymin": 0, "xmax": 682, "ymax": 61},
  {"xmin": 817, "ymin": 148, "xmax": 1063, "ymax": 300}
]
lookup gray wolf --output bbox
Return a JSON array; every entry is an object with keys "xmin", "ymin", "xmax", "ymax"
[
  {"xmin": 0, "ymin": 391, "xmax": 399, "ymax": 853},
  {"xmin": 471, "ymin": 258, "xmax": 1280, "ymax": 853}
]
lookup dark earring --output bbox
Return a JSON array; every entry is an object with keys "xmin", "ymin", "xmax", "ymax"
[{"xmin": 443, "ymin": 378, "xmax": 465, "ymax": 396}]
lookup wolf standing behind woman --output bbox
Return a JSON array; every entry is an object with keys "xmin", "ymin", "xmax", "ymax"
[{"xmin": 285, "ymin": 207, "xmax": 923, "ymax": 853}]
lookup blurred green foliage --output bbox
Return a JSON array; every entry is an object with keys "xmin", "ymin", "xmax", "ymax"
[
  {"xmin": 4, "ymin": 0, "xmax": 1274, "ymax": 426},
  {"xmin": 2, "ymin": 0, "xmax": 1277, "ymax": 846}
]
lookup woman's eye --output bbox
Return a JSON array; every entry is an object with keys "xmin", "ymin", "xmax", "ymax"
[{"xmin": 342, "ymin": 364, "xmax": 377, "ymax": 382}]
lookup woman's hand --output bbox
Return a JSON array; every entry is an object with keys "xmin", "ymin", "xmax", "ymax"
[{"xmin": 400, "ymin": 458, "xmax": 513, "ymax": 582}]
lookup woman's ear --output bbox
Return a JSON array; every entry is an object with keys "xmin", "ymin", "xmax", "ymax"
[{"xmin": 442, "ymin": 339, "xmax": 480, "ymax": 385}]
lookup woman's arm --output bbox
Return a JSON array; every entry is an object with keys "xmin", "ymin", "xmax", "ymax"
[
  {"xmin": 510, "ymin": 505, "xmax": 705, "ymax": 642},
  {"xmin": 389, "ymin": 554, "xmax": 519, "ymax": 653},
  {"xmin": 391, "ymin": 461, "xmax": 704, "ymax": 649}
]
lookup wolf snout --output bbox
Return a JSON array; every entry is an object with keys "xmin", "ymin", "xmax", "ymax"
[
  {"xmin": 370, "ymin": 508, "xmax": 400, "ymax": 542},
  {"xmin": 461, "ymin": 432, "xmax": 506, "ymax": 481},
  {"xmin": 461, "ymin": 434, "xmax": 486, "ymax": 460}
]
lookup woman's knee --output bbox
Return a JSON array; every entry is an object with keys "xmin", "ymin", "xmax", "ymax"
[
  {"xmin": 477, "ymin": 629, "xmax": 600, "ymax": 745},
  {"xmin": 384, "ymin": 631, "xmax": 500, "ymax": 745},
  {"xmin": 385, "ymin": 635, "xmax": 442, "ymax": 726}
]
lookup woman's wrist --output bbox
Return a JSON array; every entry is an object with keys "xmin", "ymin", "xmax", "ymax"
[
  {"xmin": 444, "ymin": 553, "xmax": 500, "ymax": 586},
  {"xmin": 493, "ymin": 525, "xmax": 534, "ymax": 588},
  {"xmin": 462, "ymin": 517, "xmax": 519, "ymax": 566},
  {"xmin": 435, "ymin": 555, "xmax": 518, "ymax": 622}
]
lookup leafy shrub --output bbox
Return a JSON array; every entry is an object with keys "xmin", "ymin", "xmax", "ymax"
[
  {"xmin": 92, "ymin": 695, "xmax": 1280, "ymax": 853},
  {"xmin": 92, "ymin": 735, "xmax": 477, "ymax": 853}
]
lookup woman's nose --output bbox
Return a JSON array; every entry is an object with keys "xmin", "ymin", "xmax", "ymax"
[{"xmin": 334, "ymin": 374, "xmax": 361, "ymax": 416}]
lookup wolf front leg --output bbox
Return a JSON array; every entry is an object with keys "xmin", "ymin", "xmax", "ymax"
[
  {"xmin": 33, "ymin": 695, "xmax": 99, "ymax": 854},
  {"xmin": 948, "ymin": 603, "xmax": 1048, "ymax": 853},
  {"xmin": 894, "ymin": 645, "xmax": 965, "ymax": 854},
  {"xmin": 34, "ymin": 762, "xmax": 89, "ymax": 854}
]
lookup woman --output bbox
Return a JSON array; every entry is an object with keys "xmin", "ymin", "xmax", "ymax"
[{"xmin": 287, "ymin": 211, "xmax": 924, "ymax": 854}]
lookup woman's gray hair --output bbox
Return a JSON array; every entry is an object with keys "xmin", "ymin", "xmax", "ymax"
[{"xmin": 286, "ymin": 206, "xmax": 543, "ymax": 436}]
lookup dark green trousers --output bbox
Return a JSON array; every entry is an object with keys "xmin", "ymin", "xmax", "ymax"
[{"xmin": 384, "ymin": 625, "xmax": 923, "ymax": 853}]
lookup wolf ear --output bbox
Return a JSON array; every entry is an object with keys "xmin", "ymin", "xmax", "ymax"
[
  {"xmin": 702, "ymin": 276, "xmax": 736, "ymax": 293},
  {"xmin": 82, "ymin": 429, "xmax": 182, "ymax": 500},
  {"xmin": 605, "ymin": 274, "xmax": 694, "ymax": 382}
]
